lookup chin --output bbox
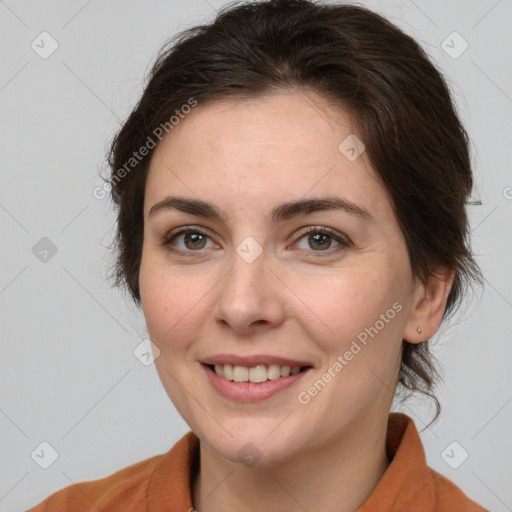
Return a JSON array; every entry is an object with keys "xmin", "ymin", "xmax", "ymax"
[{"xmin": 196, "ymin": 418, "xmax": 310, "ymax": 468}]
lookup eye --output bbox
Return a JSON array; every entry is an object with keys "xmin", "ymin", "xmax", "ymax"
[
  {"xmin": 292, "ymin": 226, "xmax": 351, "ymax": 254},
  {"xmin": 160, "ymin": 227, "xmax": 217, "ymax": 254}
]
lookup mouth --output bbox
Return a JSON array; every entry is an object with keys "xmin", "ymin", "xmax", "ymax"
[
  {"xmin": 201, "ymin": 362, "xmax": 313, "ymax": 402},
  {"xmin": 203, "ymin": 363, "xmax": 313, "ymax": 383}
]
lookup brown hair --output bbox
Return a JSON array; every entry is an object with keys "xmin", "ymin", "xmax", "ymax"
[{"xmin": 104, "ymin": 0, "xmax": 482, "ymax": 424}]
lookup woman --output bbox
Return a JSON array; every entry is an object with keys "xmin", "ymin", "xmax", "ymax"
[{"xmin": 28, "ymin": 0, "xmax": 487, "ymax": 510}]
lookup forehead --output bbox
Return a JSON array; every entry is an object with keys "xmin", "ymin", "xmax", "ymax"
[{"xmin": 144, "ymin": 91, "xmax": 390, "ymax": 222}]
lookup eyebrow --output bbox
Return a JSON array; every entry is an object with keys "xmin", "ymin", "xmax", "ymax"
[{"xmin": 148, "ymin": 195, "xmax": 373, "ymax": 224}]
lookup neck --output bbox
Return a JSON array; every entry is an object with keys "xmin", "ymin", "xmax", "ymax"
[{"xmin": 191, "ymin": 411, "xmax": 390, "ymax": 512}]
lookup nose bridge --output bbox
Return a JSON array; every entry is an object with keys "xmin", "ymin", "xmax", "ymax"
[
  {"xmin": 224, "ymin": 238, "xmax": 269, "ymax": 302},
  {"xmin": 213, "ymin": 237, "xmax": 284, "ymax": 333}
]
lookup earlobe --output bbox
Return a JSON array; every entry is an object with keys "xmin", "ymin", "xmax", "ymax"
[{"xmin": 403, "ymin": 268, "xmax": 455, "ymax": 344}]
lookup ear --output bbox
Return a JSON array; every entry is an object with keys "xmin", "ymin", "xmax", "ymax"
[{"xmin": 403, "ymin": 267, "xmax": 456, "ymax": 343}]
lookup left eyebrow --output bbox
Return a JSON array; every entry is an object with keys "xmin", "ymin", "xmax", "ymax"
[
  {"xmin": 271, "ymin": 196, "xmax": 373, "ymax": 224},
  {"xmin": 148, "ymin": 195, "xmax": 373, "ymax": 224}
]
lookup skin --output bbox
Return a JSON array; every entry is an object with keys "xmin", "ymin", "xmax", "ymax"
[{"xmin": 139, "ymin": 90, "xmax": 454, "ymax": 512}]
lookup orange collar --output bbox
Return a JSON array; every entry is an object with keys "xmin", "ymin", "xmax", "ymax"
[{"xmin": 147, "ymin": 412, "xmax": 486, "ymax": 511}]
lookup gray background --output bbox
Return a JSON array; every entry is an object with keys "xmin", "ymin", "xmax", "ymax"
[{"xmin": 0, "ymin": 1, "xmax": 510, "ymax": 511}]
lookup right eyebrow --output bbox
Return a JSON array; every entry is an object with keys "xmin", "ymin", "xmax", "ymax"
[{"xmin": 149, "ymin": 196, "xmax": 227, "ymax": 222}]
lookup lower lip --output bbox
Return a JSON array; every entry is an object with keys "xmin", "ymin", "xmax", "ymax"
[{"xmin": 202, "ymin": 364, "xmax": 311, "ymax": 402}]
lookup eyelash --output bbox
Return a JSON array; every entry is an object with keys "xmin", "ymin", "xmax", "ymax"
[{"xmin": 159, "ymin": 225, "xmax": 352, "ymax": 257}]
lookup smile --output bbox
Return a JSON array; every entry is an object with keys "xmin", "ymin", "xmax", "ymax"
[
  {"xmin": 201, "ymin": 363, "xmax": 313, "ymax": 402},
  {"xmin": 210, "ymin": 363, "xmax": 307, "ymax": 382}
]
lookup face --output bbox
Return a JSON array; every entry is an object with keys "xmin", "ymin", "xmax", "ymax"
[{"xmin": 139, "ymin": 90, "xmax": 418, "ymax": 466}]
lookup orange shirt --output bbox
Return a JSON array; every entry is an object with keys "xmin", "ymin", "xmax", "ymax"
[{"xmin": 26, "ymin": 413, "xmax": 487, "ymax": 511}]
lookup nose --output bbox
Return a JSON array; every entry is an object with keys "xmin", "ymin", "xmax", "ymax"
[{"xmin": 213, "ymin": 246, "xmax": 286, "ymax": 336}]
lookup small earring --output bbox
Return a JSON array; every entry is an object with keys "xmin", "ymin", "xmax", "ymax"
[{"xmin": 417, "ymin": 326, "xmax": 422, "ymax": 334}]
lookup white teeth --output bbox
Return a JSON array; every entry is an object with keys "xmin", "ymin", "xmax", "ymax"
[
  {"xmin": 211, "ymin": 363, "xmax": 305, "ymax": 382},
  {"xmin": 249, "ymin": 365, "xmax": 267, "ymax": 383},
  {"xmin": 233, "ymin": 366, "xmax": 249, "ymax": 382},
  {"xmin": 223, "ymin": 364, "xmax": 233, "ymax": 380},
  {"xmin": 267, "ymin": 364, "xmax": 281, "ymax": 380}
]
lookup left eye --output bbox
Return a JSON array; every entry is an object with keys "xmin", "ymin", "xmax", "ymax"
[{"xmin": 293, "ymin": 227, "xmax": 349, "ymax": 253}]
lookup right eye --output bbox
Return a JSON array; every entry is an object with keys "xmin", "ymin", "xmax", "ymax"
[{"xmin": 160, "ymin": 227, "xmax": 218, "ymax": 255}]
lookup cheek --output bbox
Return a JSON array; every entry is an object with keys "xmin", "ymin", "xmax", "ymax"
[
  {"xmin": 294, "ymin": 270, "xmax": 407, "ymax": 405},
  {"xmin": 284, "ymin": 269, "xmax": 406, "ymax": 435},
  {"xmin": 139, "ymin": 251, "xmax": 204, "ymax": 349},
  {"xmin": 289, "ymin": 263, "xmax": 406, "ymax": 347},
  {"xmin": 287, "ymin": 265, "xmax": 409, "ymax": 414}
]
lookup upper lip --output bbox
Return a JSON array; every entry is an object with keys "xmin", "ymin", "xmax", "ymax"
[{"xmin": 201, "ymin": 354, "xmax": 314, "ymax": 368}]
